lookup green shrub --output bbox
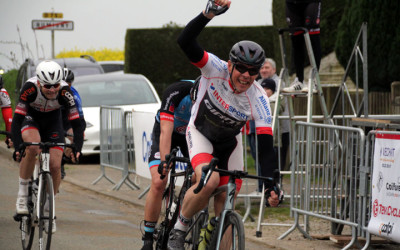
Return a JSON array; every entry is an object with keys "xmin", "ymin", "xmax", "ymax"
[{"xmin": 335, "ymin": 1, "xmax": 400, "ymax": 91}]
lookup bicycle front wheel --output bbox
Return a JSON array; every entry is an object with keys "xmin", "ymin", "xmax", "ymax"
[
  {"xmin": 38, "ymin": 173, "xmax": 54, "ymax": 250},
  {"xmin": 155, "ymin": 186, "xmax": 175, "ymax": 250},
  {"xmin": 208, "ymin": 212, "xmax": 245, "ymax": 250},
  {"xmin": 21, "ymin": 182, "xmax": 35, "ymax": 250}
]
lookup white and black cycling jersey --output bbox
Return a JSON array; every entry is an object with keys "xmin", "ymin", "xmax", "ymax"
[
  {"xmin": 0, "ymin": 88, "xmax": 11, "ymax": 108},
  {"xmin": 12, "ymin": 76, "xmax": 84, "ymax": 152},
  {"xmin": 190, "ymin": 52, "xmax": 273, "ymax": 142},
  {"xmin": 21, "ymin": 77, "xmax": 71, "ymax": 113}
]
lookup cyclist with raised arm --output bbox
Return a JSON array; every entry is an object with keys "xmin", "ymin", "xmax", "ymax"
[
  {"xmin": 0, "ymin": 75, "xmax": 13, "ymax": 147},
  {"xmin": 168, "ymin": 1, "xmax": 281, "ymax": 248},
  {"xmin": 141, "ymin": 78, "xmax": 198, "ymax": 250},
  {"xmin": 11, "ymin": 60, "xmax": 84, "ymax": 233}
]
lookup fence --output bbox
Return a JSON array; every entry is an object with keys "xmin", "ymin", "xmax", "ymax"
[
  {"xmin": 271, "ymin": 121, "xmax": 400, "ymax": 249},
  {"xmin": 278, "ymin": 121, "xmax": 365, "ymax": 249},
  {"xmin": 93, "ymin": 106, "xmax": 139, "ymax": 190}
]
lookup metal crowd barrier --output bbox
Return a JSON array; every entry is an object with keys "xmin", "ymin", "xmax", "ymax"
[
  {"xmin": 93, "ymin": 106, "xmax": 139, "ymax": 190},
  {"xmin": 278, "ymin": 121, "xmax": 365, "ymax": 250},
  {"xmin": 240, "ymin": 115, "xmax": 400, "ymax": 234}
]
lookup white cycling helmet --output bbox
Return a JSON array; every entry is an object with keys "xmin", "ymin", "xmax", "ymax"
[{"xmin": 36, "ymin": 60, "xmax": 63, "ymax": 86}]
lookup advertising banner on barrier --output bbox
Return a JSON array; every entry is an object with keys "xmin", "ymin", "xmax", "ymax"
[
  {"xmin": 368, "ymin": 133, "xmax": 400, "ymax": 242},
  {"xmin": 132, "ymin": 111, "xmax": 156, "ymax": 180},
  {"xmin": 132, "ymin": 111, "xmax": 187, "ymax": 186}
]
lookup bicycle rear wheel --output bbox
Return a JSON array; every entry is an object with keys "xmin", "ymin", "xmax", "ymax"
[
  {"xmin": 38, "ymin": 173, "xmax": 54, "ymax": 250},
  {"xmin": 208, "ymin": 212, "xmax": 245, "ymax": 250},
  {"xmin": 21, "ymin": 182, "xmax": 35, "ymax": 250}
]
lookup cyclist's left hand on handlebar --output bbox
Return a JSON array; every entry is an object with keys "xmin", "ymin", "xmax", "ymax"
[
  {"xmin": 13, "ymin": 151, "xmax": 21, "ymax": 162},
  {"xmin": 158, "ymin": 160, "xmax": 172, "ymax": 179},
  {"xmin": 69, "ymin": 151, "xmax": 81, "ymax": 164}
]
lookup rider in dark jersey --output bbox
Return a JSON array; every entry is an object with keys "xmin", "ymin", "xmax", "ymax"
[
  {"xmin": 141, "ymin": 79, "xmax": 196, "ymax": 250},
  {"xmin": 61, "ymin": 68, "xmax": 86, "ymax": 179},
  {"xmin": 167, "ymin": 1, "xmax": 281, "ymax": 249},
  {"xmin": 11, "ymin": 60, "xmax": 84, "ymax": 233}
]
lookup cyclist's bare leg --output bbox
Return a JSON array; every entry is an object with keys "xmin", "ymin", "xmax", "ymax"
[
  {"xmin": 144, "ymin": 166, "xmax": 168, "ymax": 222},
  {"xmin": 20, "ymin": 129, "xmax": 41, "ymax": 179},
  {"xmin": 213, "ymin": 192, "xmax": 226, "ymax": 216},
  {"xmin": 49, "ymin": 147, "xmax": 63, "ymax": 194},
  {"xmin": 181, "ymin": 163, "xmax": 220, "ymax": 219},
  {"xmin": 214, "ymin": 190, "xmax": 239, "ymax": 216}
]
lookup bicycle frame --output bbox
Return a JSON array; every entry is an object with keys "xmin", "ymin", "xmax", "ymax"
[
  {"xmin": 36, "ymin": 150, "xmax": 55, "ymax": 224},
  {"xmin": 194, "ymin": 159, "xmax": 276, "ymax": 250},
  {"xmin": 214, "ymin": 178, "xmax": 237, "ymax": 250},
  {"xmin": 155, "ymin": 148, "xmax": 194, "ymax": 249}
]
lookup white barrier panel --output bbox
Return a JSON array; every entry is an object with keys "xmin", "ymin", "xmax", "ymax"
[
  {"xmin": 132, "ymin": 111, "xmax": 156, "ymax": 179},
  {"xmin": 368, "ymin": 133, "xmax": 400, "ymax": 242},
  {"xmin": 132, "ymin": 111, "xmax": 187, "ymax": 186}
]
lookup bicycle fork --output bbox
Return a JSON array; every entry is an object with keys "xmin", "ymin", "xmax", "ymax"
[{"xmin": 215, "ymin": 181, "xmax": 236, "ymax": 250}]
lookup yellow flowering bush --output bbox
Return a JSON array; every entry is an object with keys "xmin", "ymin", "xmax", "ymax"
[{"xmin": 56, "ymin": 47, "xmax": 124, "ymax": 61}]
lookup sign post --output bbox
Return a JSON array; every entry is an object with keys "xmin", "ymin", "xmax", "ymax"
[{"xmin": 32, "ymin": 12, "xmax": 74, "ymax": 58}]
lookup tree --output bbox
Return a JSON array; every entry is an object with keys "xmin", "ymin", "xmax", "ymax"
[{"xmin": 335, "ymin": 1, "xmax": 400, "ymax": 92}]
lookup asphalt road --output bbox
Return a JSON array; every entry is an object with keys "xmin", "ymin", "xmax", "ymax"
[
  {"xmin": 0, "ymin": 154, "xmax": 144, "ymax": 250},
  {"xmin": 0, "ymin": 151, "xmax": 269, "ymax": 250}
]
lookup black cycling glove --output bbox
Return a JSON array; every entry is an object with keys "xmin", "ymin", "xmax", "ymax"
[{"xmin": 205, "ymin": 0, "xmax": 229, "ymax": 15}]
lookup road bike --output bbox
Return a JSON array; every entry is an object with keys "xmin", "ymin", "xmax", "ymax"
[
  {"xmin": 153, "ymin": 147, "xmax": 197, "ymax": 250},
  {"xmin": 191, "ymin": 158, "xmax": 278, "ymax": 250},
  {"xmin": 13, "ymin": 141, "xmax": 75, "ymax": 250}
]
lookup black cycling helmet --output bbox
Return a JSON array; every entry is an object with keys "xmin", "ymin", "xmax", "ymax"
[
  {"xmin": 63, "ymin": 68, "xmax": 75, "ymax": 84},
  {"xmin": 229, "ymin": 40, "xmax": 265, "ymax": 68},
  {"xmin": 0, "ymin": 75, "xmax": 3, "ymax": 89},
  {"xmin": 190, "ymin": 76, "xmax": 201, "ymax": 102}
]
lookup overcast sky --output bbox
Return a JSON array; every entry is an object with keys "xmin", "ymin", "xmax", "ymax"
[{"xmin": 0, "ymin": 0, "xmax": 273, "ymax": 70}]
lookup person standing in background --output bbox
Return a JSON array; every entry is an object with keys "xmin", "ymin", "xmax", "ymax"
[
  {"xmin": 259, "ymin": 58, "xmax": 279, "ymax": 84},
  {"xmin": 259, "ymin": 58, "xmax": 291, "ymax": 171},
  {"xmin": 282, "ymin": 0, "xmax": 321, "ymax": 94}
]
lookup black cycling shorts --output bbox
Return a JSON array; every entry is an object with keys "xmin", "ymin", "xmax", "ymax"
[
  {"xmin": 147, "ymin": 120, "xmax": 189, "ymax": 169},
  {"xmin": 21, "ymin": 115, "xmax": 65, "ymax": 144}
]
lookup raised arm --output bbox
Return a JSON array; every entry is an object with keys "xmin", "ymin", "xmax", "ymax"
[{"xmin": 177, "ymin": 0, "xmax": 231, "ymax": 63}]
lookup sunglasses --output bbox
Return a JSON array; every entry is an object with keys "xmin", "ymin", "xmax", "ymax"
[
  {"xmin": 234, "ymin": 64, "xmax": 259, "ymax": 76},
  {"xmin": 42, "ymin": 83, "xmax": 60, "ymax": 89}
]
